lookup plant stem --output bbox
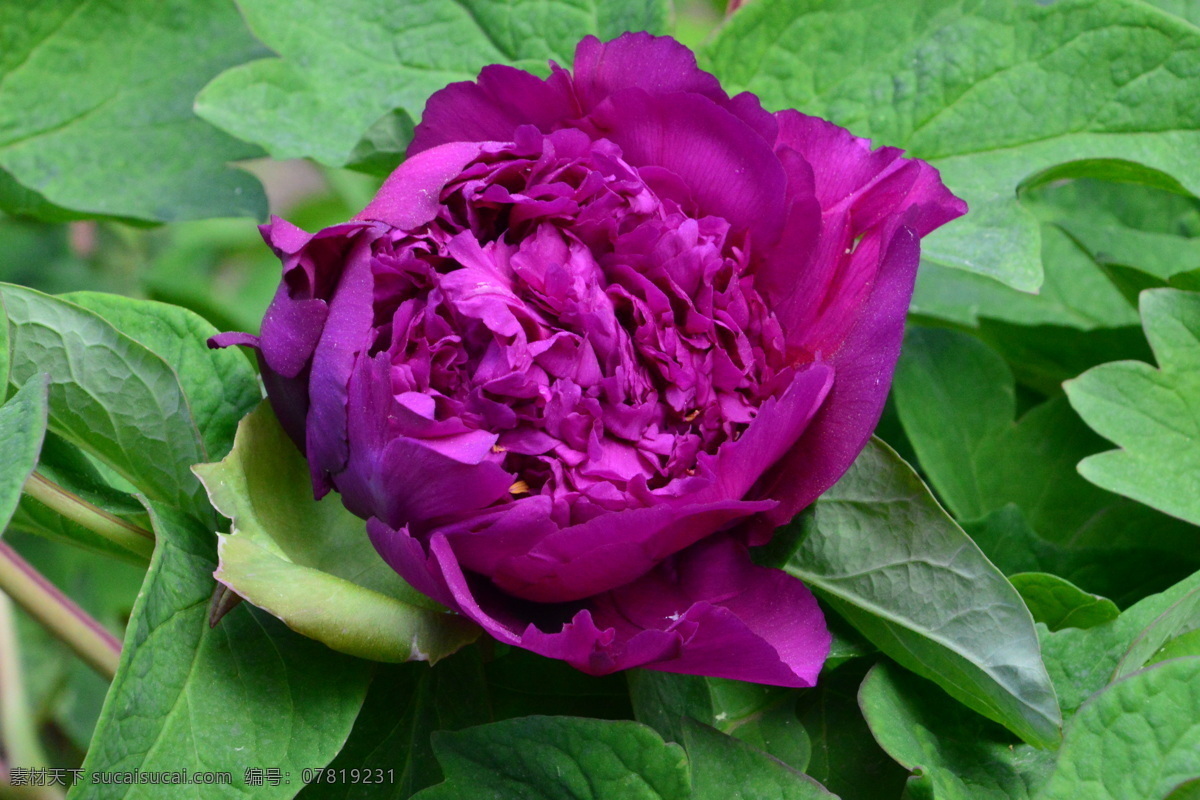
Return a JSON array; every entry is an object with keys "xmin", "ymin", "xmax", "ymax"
[
  {"xmin": 0, "ymin": 597, "xmax": 65, "ymax": 800},
  {"xmin": 0, "ymin": 541, "xmax": 120, "ymax": 681},
  {"xmin": 22, "ymin": 473, "xmax": 153, "ymax": 562}
]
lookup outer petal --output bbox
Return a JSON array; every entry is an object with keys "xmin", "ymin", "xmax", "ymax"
[
  {"xmin": 428, "ymin": 534, "xmax": 829, "ymax": 687},
  {"xmin": 570, "ymin": 33, "xmax": 727, "ymax": 112},
  {"xmin": 355, "ymin": 141, "xmax": 485, "ymax": 227},
  {"xmin": 765, "ymin": 111, "xmax": 966, "ymax": 351},
  {"xmin": 595, "ymin": 536, "xmax": 830, "ymax": 686},
  {"xmin": 408, "ymin": 65, "xmax": 577, "ymax": 155},
  {"xmin": 748, "ymin": 222, "xmax": 921, "ymax": 541},
  {"xmin": 303, "ymin": 233, "xmax": 378, "ymax": 495}
]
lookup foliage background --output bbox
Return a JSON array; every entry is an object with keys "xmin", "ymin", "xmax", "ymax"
[{"xmin": 1, "ymin": 0, "xmax": 1199, "ymax": 798}]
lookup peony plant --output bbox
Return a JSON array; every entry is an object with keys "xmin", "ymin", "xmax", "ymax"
[{"xmin": 213, "ymin": 33, "xmax": 965, "ymax": 686}]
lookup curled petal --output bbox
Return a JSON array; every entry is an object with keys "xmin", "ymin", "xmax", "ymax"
[{"xmin": 431, "ymin": 534, "xmax": 830, "ymax": 687}]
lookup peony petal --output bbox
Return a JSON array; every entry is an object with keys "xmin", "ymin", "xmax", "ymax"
[
  {"xmin": 571, "ymin": 33, "xmax": 726, "ymax": 112},
  {"xmin": 482, "ymin": 497, "xmax": 775, "ymax": 603},
  {"xmin": 304, "ymin": 232, "xmax": 379, "ymax": 494},
  {"xmin": 747, "ymin": 223, "xmax": 921, "ymax": 542},
  {"xmin": 408, "ymin": 65, "xmax": 577, "ymax": 155},
  {"xmin": 356, "ymin": 141, "xmax": 486, "ymax": 228},
  {"xmin": 594, "ymin": 536, "xmax": 831, "ymax": 686},
  {"xmin": 367, "ymin": 517, "xmax": 455, "ymax": 607},
  {"xmin": 693, "ymin": 363, "xmax": 833, "ymax": 502},
  {"xmin": 584, "ymin": 89, "xmax": 788, "ymax": 249},
  {"xmin": 428, "ymin": 533, "xmax": 829, "ymax": 687},
  {"xmin": 338, "ymin": 352, "xmax": 512, "ymax": 528}
]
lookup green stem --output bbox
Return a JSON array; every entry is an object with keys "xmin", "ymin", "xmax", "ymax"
[
  {"xmin": 22, "ymin": 473, "xmax": 153, "ymax": 562},
  {"xmin": 0, "ymin": 597, "xmax": 65, "ymax": 800},
  {"xmin": 0, "ymin": 541, "xmax": 120, "ymax": 681}
]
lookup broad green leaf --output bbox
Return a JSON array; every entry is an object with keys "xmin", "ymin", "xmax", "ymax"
[
  {"xmin": 974, "ymin": 321, "xmax": 1153, "ymax": 398},
  {"xmin": 0, "ymin": 1, "xmax": 266, "ymax": 222},
  {"xmin": 412, "ymin": 716, "xmax": 691, "ymax": 800},
  {"xmin": 894, "ymin": 326, "xmax": 1199, "ymax": 556},
  {"xmin": 860, "ymin": 663, "xmax": 1054, "ymax": 800},
  {"xmin": 1040, "ymin": 569, "xmax": 1200, "ymax": 714},
  {"xmin": 1114, "ymin": 584, "xmax": 1200, "ymax": 679},
  {"xmin": 1037, "ymin": 658, "xmax": 1200, "ymax": 800},
  {"xmin": 770, "ymin": 438, "xmax": 1061, "ymax": 747},
  {"xmin": 1150, "ymin": 630, "xmax": 1200, "ymax": 666},
  {"xmin": 966, "ymin": 506, "xmax": 1196, "ymax": 608},
  {"xmin": 1066, "ymin": 289, "xmax": 1200, "ymax": 526},
  {"xmin": 0, "ymin": 377, "xmax": 47, "ymax": 530},
  {"xmin": 1167, "ymin": 779, "xmax": 1200, "ymax": 800},
  {"xmin": 703, "ymin": 0, "xmax": 1200, "ymax": 291},
  {"xmin": 892, "ymin": 327, "xmax": 1014, "ymax": 520},
  {"xmin": 794, "ymin": 662, "xmax": 908, "ymax": 800},
  {"xmin": 196, "ymin": 0, "xmax": 670, "ymax": 171},
  {"xmin": 63, "ymin": 292, "xmax": 261, "ymax": 462},
  {"xmin": 1146, "ymin": 0, "xmax": 1200, "ymax": 29},
  {"xmin": 1, "ymin": 284, "xmax": 209, "ymax": 518},
  {"xmin": 912, "ymin": 221, "xmax": 1138, "ymax": 330},
  {"xmin": 682, "ymin": 719, "xmax": 837, "ymax": 800},
  {"xmin": 484, "ymin": 646, "xmax": 631, "ymax": 722},
  {"xmin": 1010, "ymin": 573, "xmax": 1119, "ymax": 632},
  {"xmin": 75, "ymin": 503, "xmax": 370, "ymax": 800},
  {"xmin": 628, "ymin": 671, "xmax": 811, "ymax": 772},
  {"xmin": 297, "ymin": 653, "xmax": 492, "ymax": 800},
  {"xmin": 195, "ymin": 402, "xmax": 479, "ymax": 663}
]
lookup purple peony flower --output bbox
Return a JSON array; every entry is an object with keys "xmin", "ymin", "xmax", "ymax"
[{"xmin": 213, "ymin": 33, "xmax": 965, "ymax": 687}]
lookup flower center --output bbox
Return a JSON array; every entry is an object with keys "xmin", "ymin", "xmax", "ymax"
[{"xmin": 366, "ymin": 126, "xmax": 788, "ymax": 526}]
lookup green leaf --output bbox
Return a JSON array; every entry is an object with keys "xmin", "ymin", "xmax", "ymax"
[
  {"xmin": 628, "ymin": 671, "xmax": 811, "ymax": 772},
  {"xmin": 966, "ymin": 506, "xmax": 1196, "ymax": 608},
  {"xmin": 1150, "ymin": 630, "xmax": 1200, "ymax": 666},
  {"xmin": 484, "ymin": 646, "xmax": 631, "ymax": 722},
  {"xmin": 702, "ymin": 0, "xmax": 1200, "ymax": 291},
  {"xmin": 76, "ymin": 502, "xmax": 370, "ymax": 799},
  {"xmin": 412, "ymin": 716, "xmax": 691, "ymax": 800},
  {"xmin": 195, "ymin": 402, "xmax": 479, "ymax": 663},
  {"xmin": 0, "ymin": 1, "xmax": 266, "ymax": 222},
  {"xmin": 1166, "ymin": 778, "xmax": 1200, "ymax": 800},
  {"xmin": 1, "ymin": 284, "xmax": 210, "ymax": 518},
  {"xmin": 1037, "ymin": 657, "xmax": 1200, "ymax": 800},
  {"xmin": 1010, "ymin": 573, "xmax": 1120, "ymax": 632},
  {"xmin": 794, "ymin": 662, "xmax": 908, "ymax": 800},
  {"xmin": 912, "ymin": 221, "xmax": 1139, "ymax": 331},
  {"xmin": 1065, "ymin": 289, "xmax": 1200, "ymax": 526},
  {"xmin": 1040, "ymin": 569, "xmax": 1200, "ymax": 715},
  {"xmin": 0, "ymin": 377, "xmax": 47, "ymax": 530},
  {"xmin": 1114, "ymin": 584, "xmax": 1200, "ymax": 680},
  {"xmin": 860, "ymin": 663, "xmax": 1055, "ymax": 800},
  {"xmin": 1145, "ymin": 0, "xmax": 1200, "ymax": 29},
  {"xmin": 894, "ymin": 326, "xmax": 1199, "ymax": 556},
  {"xmin": 195, "ymin": 0, "xmax": 670, "ymax": 170},
  {"xmin": 770, "ymin": 438, "xmax": 1062, "ymax": 748},
  {"xmin": 62, "ymin": 292, "xmax": 261, "ymax": 463},
  {"xmin": 297, "ymin": 652, "xmax": 493, "ymax": 800},
  {"xmin": 681, "ymin": 718, "xmax": 837, "ymax": 800}
]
